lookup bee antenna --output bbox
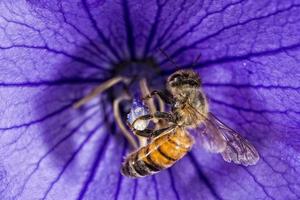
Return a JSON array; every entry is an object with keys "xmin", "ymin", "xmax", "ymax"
[
  {"xmin": 158, "ymin": 47, "xmax": 180, "ymax": 70},
  {"xmin": 191, "ymin": 53, "xmax": 201, "ymax": 68}
]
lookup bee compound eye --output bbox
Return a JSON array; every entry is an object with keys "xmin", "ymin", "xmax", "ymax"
[{"xmin": 169, "ymin": 73, "xmax": 181, "ymax": 82}]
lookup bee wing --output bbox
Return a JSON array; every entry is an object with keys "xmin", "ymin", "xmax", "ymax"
[
  {"xmin": 184, "ymin": 104, "xmax": 226, "ymax": 153},
  {"xmin": 207, "ymin": 112, "xmax": 260, "ymax": 166},
  {"xmin": 195, "ymin": 115, "xmax": 227, "ymax": 153}
]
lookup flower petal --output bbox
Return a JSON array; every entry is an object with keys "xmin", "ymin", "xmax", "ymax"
[{"xmin": 0, "ymin": 0, "xmax": 299, "ymax": 200}]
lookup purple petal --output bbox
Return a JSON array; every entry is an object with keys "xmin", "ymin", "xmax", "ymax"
[{"xmin": 0, "ymin": 0, "xmax": 299, "ymax": 200}]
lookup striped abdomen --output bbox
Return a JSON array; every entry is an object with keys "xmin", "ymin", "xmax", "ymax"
[{"xmin": 121, "ymin": 128, "xmax": 194, "ymax": 178}]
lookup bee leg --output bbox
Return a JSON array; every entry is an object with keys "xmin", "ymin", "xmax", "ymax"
[
  {"xmin": 153, "ymin": 111, "xmax": 175, "ymax": 123},
  {"xmin": 134, "ymin": 125, "xmax": 175, "ymax": 138},
  {"xmin": 133, "ymin": 128, "xmax": 153, "ymax": 137},
  {"xmin": 151, "ymin": 125, "xmax": 176, "ymax": 137},
  {"xmin": 143, "ymin": 90, "xmax": 175, "ymax": 105},
  {"xmin": 73, "ymin": 76, "xmax": 130, "ymax": 108},
  {"xmin": 131, "ymin": 112, "xmax": 175, "ymax": 141}
]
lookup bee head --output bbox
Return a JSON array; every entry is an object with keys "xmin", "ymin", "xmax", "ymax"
[{"xmin": 167, "ymin": 69, "xmax": 201, "ymax": 91}]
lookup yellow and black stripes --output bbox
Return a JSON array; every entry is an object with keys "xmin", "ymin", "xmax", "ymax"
[{"xmin": 121, "ymin": 128, "xmax": 194, "ymax": 178}]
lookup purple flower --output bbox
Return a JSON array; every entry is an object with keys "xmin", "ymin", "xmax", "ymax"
[{"xmin": 0, "ymin": 0, "xmax": 299, "ymax": 199}]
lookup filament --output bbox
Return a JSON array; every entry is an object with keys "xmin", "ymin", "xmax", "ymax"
[
  {"xmin": 138, "ymin": 78, "xmax": 156, "ymax": 146},
  {"xmin": 113, "ymin": 94, "xmax": 138, "ymax": 149},
  {"xmin": 139, "ymin": 78, "xmax": 157, "ymax": 115},
  {"xmin": 73, "ymin": 76, "xmax": 130, "ymax": 108}
]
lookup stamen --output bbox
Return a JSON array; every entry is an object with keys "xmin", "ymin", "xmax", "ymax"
[
  {"xmin": 72, "ymin": 73, "xmax": 164, "ymax": 149},
  {"xmin": 157, "ymin": 96, "xmax": 165, "ymax": 112},
  {"xmin": 138, "ymin": 78, "xmax": 156, "ymax": 146},
  {"xmin": 73, "ymin": 76, "xmax": 130, "ymax": 108},
  {"xmin": 113, "ymin": 94, "xmax": 138, "ymax": 149},
  {"xmin": 139, "ymin": 78, "xmax": 166, "ymax": 128},
  {"xmin": 139, "ymin": 78, "xmax": 157, "ymax": 119}
]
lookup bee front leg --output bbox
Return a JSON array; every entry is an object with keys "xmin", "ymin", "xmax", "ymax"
[
  {"xmin": 130, "ymin": 111, "xmax": 175, "ymax": 130},
  {"xmin": 143, "ymin": 90, "xmax": 175, "ymax": 105}
]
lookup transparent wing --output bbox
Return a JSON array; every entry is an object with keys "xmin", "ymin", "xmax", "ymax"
[
  {"xmin": 195, "ymin": 118, "xmax": 227, "ymax": 153},
  {"xmin": 208, "ymin": 112, "xmax": 260, "ymax": 166},
  {"xmin": 186, "ymin": 105, "xmax": 226, "ymax": 153}
]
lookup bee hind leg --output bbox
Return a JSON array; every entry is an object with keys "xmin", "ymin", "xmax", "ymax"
[
  {"xmin": 151, "ymin": 125, "xmax": 176, "ymax": 137},
  {"xmin": 133, "ymin": 128, "xmax": 153, "ymax": 137},
  {"xmin": 134, "ymin": 125, "xmax": 175, "ymax": 138}
]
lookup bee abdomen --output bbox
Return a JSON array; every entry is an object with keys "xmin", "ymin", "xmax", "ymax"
[
  {"xmin": 121, "ymin": 146, "xmax": 162, "ymax": 178},
  {"xmin": 121, "ymin": 129, "xmax": 194, "ymax": 178}
]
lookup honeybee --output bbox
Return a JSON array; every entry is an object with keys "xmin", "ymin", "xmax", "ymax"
[{"xmin": 121, "ymin": 69, "xmax": 259, "ymax": 178}]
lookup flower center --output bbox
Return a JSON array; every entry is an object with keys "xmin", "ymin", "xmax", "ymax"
[
  {"xmin": 107, "ymin": 58, "xmax": 166, "ymax": 148},
  {"xmin": 73, "ymin": 57, "xmax": 167, "ymax": 149},
  {"xmin": 110, "ymin": 57, "xmax": 164, "ymax": 96}
]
